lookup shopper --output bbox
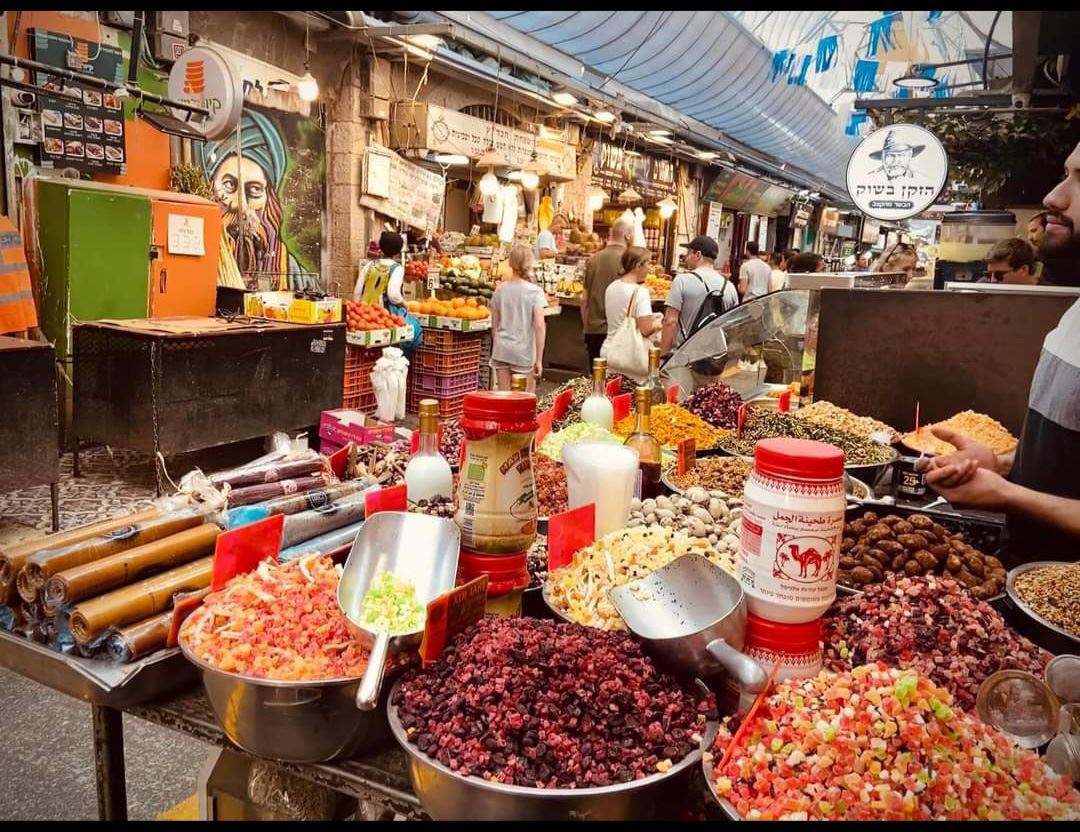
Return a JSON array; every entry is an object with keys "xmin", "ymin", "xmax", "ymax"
[
  {"xmin": 355, "ymin": 230, "xmax": 405, "ymax": 307},
  {"xmin": 601, "ymin": 247, "xmax": 662, "ymax": 357},
  {"xmin": 787, "ymin": 252, "xmax": 826, "ymax": 273},
  {"xmin": 873, "ymin": 241, "xmax": 918, "ymax": 277},
  {"xmin": 0, "ymin": 214, "xmax": 40, "ymax": 339},
  {"xmin": 660, "ymin": 235, "xmax": 738, "ymax": 355},
  {"xmin": 767, "ymin": 250, "xmax": 788, "ymax": 292},
  {"xmin": 581, "ymin": 216, "xmax": 634, "ymax": 369},
  {"xmin": 1027, "ymin": 210, "xmax": 1048, "ymax": 249},
  {"xmin": 738, "ymin": 240, "xmax": 772, "ymax": 300},
  {"xmin": 536, "ymin": 213, "xmax": 567, "ymax": 259},
  {"xmin": 918, "ymin": 141, "xmax": 1080, "ymax": 565},
  {"xmin": 489, "ymin": 244, "xmax": 547, "ymax": 393},
  {"xmin": 980, "ymin": 238, "xmax": 1038, "ymax": 285}
]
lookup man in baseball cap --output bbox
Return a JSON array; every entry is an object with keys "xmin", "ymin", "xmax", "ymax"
[{"xmin": 661, "ymin": 235, "xmax": 738, "ymax": 354}]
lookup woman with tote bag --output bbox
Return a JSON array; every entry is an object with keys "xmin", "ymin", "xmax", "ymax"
[{"xmin": 600, "ymin": 247, "xmax": 662, "ymax": 382}]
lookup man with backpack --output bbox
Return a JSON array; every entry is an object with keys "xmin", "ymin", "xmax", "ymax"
[{"xmin": 660, "ymin": 235, "xmax": 739, "ymax": 355}]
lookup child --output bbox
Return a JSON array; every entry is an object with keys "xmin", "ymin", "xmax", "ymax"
[{"xmin": 489, "ymin": 244, "xmax": 547, "ymax": 393}]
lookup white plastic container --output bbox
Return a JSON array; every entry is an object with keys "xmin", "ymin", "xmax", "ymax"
[
  {"xmin": 737, "ymin": 438, "xmax": 845, "ymax": 624},
  {"xmin": 562, "ymin": 441, "xmax": 639, "ymax": 538}
]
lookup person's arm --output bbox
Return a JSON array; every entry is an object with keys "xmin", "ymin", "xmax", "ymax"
[
  {"xmin": 532, "ymin": 303, "xmax": 546, "ymax": 378},
  {"xmin": 660, "ymin": 307, "xmax": 681, "ymax": 355},
  {"xmin": 738, "ymin": 263, "xmax": 749, "ymax": 297},
  {"xmin": 634, "ymin": 288, "xmax": 661, "ymax": 336},
  {"xmin": 386, "ymin": 264, "xmax": 405, "ymax": 305},
  {"xmin": 915, "ymin": 426, "xmax": 1014, "ymax": 487}
]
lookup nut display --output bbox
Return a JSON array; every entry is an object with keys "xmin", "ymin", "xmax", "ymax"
[
  {"xmin": 823, "ymin": 575, "xmax": 1050, "ymax": 711},
  {"xmin": 683, "ymin": 382, "xmax": 743, "ymax": 430},
  {"xmin": 348, "ymin": 440, "xmax": 409, "ymax": 486},
  {"xmin": 710, "ymin": 663, "xmax": 1080, "ymax": 820},
  {"xmin": 1014, "ymin": 562, "xmax": 1080, "ymax": 638},
  {"xmin": 527, "ymin": 535, "xmax": 548, "ymax": 590},
  {"xmin": 546, "ymin": 524, "xmax": 736, "ymax": 630},
  {"xmin": 534, "ymin": 455, "xmax": 568, "ymax": 518},
  {"xmin": 719, "ymin": 411, "xmax": 895, "ymax": 466},
  {"xmin": 838, "ymin": 511, "xmax": 1006, "ymax": 600},
  {"xmin": 666, "ymin": 457, "xmax": 753, "ymax": 496},
  {"xmin": 440, "ymin": 419, "xmax": 465, "ymax": 465},
  {"xmin": 613, "ymin": 404, "xmax": 727, "ymax": 449},
  {"xmin": 409, "ymin": 496, "xmax": 454, "ymax": 519},
  {"xmin": 795, "ymin": 400, "xmax": 899, "ymax": 443},
  {"xmin": 902, "ymin": 410, "xmax": 1018, "ymax": 456},
  {"xmin": 393, "ymin": 617, "xmax": 707, "ymax": 787},
  {"xmin": 627, "ymin": 491, "xmax": 742, "ymax": 557}
]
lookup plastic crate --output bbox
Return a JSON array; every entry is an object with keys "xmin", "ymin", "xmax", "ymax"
[
  {"xmin": 420, "ymin": 327, "xmax": 478, "ymax": 351},
  {"xmin": 343, "ymin": 344, "xmax": 378, "ymax": 406},
  {"xmin": 343, "ymin": 390, "xmax": 377, "ymax": 413},
  {"xmin": 407, "ymin": 389, "xmax": 465, "ymax": 420},
  {"xmin": 414, "ymin": 344, "xmax": 482, "ymax": 375},
  {"xmin": 411, "ymin": 370, "xmax": 480, "ymax": 398}
]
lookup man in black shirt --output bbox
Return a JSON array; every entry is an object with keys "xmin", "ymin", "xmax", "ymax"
[{"xmin": 919, "ymin": 142, "xmax": 1080, "ymax": 566}]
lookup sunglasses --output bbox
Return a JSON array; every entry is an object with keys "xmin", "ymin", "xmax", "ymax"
[{"xmin": 987, "ymin": 269, "xmax": 1011, "ymax": 281}]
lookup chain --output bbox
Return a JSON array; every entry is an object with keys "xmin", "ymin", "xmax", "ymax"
[{"xmin": 149, "ymin": 340, "xmax": 165, "ymax": 496}]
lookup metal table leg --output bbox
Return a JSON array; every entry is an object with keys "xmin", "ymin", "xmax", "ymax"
[
  {"xmin": 50, "ymin": 482, "xmax": 59, "ymax": 532},
  {"xmin": 72, "ymin": 439, "xmax": 81, "ymax": 479},
  {"xmin": 91, "ymin": 704, "xmax": 128, "ymax": 821}
]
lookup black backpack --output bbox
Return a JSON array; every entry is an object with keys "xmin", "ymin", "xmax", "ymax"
[{"xmin": 680, "ymin": 270, "xmax": 736, "ymax": 343}]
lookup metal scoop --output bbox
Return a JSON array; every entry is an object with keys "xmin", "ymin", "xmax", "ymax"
[
  {"xmin": 337, "ymin": 512, "xmax": 460, "ymax": 710},
  {"xmin": 608, "ymin": 554, "xmax": 766, "ymax": 692}
]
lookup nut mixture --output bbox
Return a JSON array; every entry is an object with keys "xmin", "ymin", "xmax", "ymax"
[
  {"xmin": 1014, "ymin": 562, "xmax": 1080, "ymax": 637},
  {"xmin": 627, "ymin": 490, "xmax": 742, "ymax": 556},
  {"xmin": 902, "ymin": 410, "xmax": 1018, "ymax": 456},
  {"xmin": 719, "ymin": 411, "xmax": 895, "ymax": 466},
  {"xmin": 795, "ymin": 400, "xmax": 899, "ymax": 443},
  {"xmin": 526, "ymin": 535, "xmax": 547, "ymax": 589},
  {"xmin": 613, "ymin": 403, "xmax": 727, "ymax": 449},
  {"xmin": 823, "ymin": 575, "xmax": 1050, "ymax": 712},
  {"xmin": 666, "ymin": 456, "xmax": 753, "ymax": 496},
  {"xmin": 533, "ymin": 455, "xmax": 568, "ymax": 518},
  {"xmin": 838, "ymin": 511, "xmax": 1006, "ymax": 600},
  {"xmin": 409, "ymin": 496, "xmax": 454, "ymax": 519},
  {"xmin": 394, "ymin": 617, "xmax": 708, "ymax": 787}
]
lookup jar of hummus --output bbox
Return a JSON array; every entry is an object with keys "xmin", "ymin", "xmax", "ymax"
[
  {"xmin": 455, "ymin": 391, "xmax": 538, "ymax": 554},
  {"xmin": 738, "ymin": 438, "xmax": 845, "ymax": 624}
]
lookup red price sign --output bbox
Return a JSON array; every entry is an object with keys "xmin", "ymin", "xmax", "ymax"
[
  {"xmin": 552, "ymin": 389, "xmax": 574, "ymax": 421},
  {"xmin": 419, "ymin": 575, "xmax": 489, "ymax": 667},
  {"xmin": 779, "ymin": 391, "xmax": 791, "ymax": 413},
  {"xmin": 605, "ymin": 378, "xmax": 622, "ymax": 398},
  {"xmin": 211, "ymin": 514, "xmax": 284, "ymax": 591},
  {"xmin": 535, "ymin": 408, "xmax": 555, "ymax": 444},
  {"xmin": 677, "ymin": 438, "xmax": 697, "ymax": 476},
  {"xmin": 737, "ymin": 403, "xmax": 747, "ymax": 438},
  {"xmin": 365, "ymin": 484, "xmax": 407, "ymax": 517},
  {"xmin": 548, "ymin": 503, "xmax": 596, "ymax": 571},
  {"xmin": 612, "ymin": 392, "xmax": 633, "ymax": 423},
  {"xmin": 328, "ymin": 443, "xmax": 352, "ymax": 480},
  {"xmin": 166, "ymin": 587, "xmax": 211, "ymax": 647},
  {"xmin": 666, "ymin": 384, "xmax": 680, "ymax": 404}
]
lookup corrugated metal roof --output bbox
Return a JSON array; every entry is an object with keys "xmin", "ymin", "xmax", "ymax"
[{"xmin": 486, "ymin": 10, "xmax": 855, "ymax": 189}]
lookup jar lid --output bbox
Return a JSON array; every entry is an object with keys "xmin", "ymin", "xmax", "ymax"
[
  {"xmin": 463, "ymin": 391, "xmax": 537, "ymax": 422},
  {"xmin": 755, "ymin": 438, "xmax": 844, "ymax": 480},
  {"xmin": 745, "ymin": 612, "xmax": 822, "ymax": 654},
  {"xmin": 975, "ymin": 670, "xmax": 1060, "ymax": 749},
  {"xmin": 458, "ymin": 549, "xmax": 528, "ymax": 583}
]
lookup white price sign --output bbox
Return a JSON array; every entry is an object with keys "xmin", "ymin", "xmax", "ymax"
[
  {"xmin": 427, "ymin": 271, "xmax": 440, "ymax": 292},
  {"xmin": 167, "ymin": 214, "xmax": 205, "ymax": 256}
]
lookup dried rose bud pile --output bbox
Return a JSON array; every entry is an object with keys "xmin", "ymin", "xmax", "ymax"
[
  {"xmin": 534, "ymin": 455, "xmax": 568, "ymax": 518},
  {"xmin": 683, "ymin": 381, "xmax": 743, "ymax": 430},
  {"xmin": 823, "ymin": 576, "xmax": 1049, "ymax": 711},
  {"xmin": 394, "ymin": 617, "xmax": 707, "ymax": 788},
  {"xmin": 711, "ymin": 663, "xmax": 1080, "ymax": 821}
]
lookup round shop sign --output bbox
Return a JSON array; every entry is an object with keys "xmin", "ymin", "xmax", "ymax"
[
  {"xmin": 845, "ymin": 124, "xmax": 948, "ymax": 222},
  {"xmin": 168, "ymin": 46, "xmax": 243, "ymax": 141}
]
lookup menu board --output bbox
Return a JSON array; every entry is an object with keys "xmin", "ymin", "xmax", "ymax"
[
  {"xmin": 702, "ymin": 170, "xmax": 793, "ymax": 216},
  {"xmin": 591, "ymin": 139, "xmax": 676, "ymax": 199},
  {"xmin": 30, "ymin": 29, "xmax": 127, "ymax": 175},
  {"xmin": 359, "ymin": 146, "xmax": 445, "ymax": 234}
]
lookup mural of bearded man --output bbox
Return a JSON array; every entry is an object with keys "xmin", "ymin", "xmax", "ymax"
[{"xmin": 201, "ymin": 109, "xmax": 315, "ymax": 291}]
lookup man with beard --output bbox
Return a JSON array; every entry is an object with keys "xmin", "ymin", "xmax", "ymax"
[
  {"xmin": 918, "ymin": 142, "xmax": 1080, "ymax": 565},
  {"xmin": 202, "ymin": 110, "xmax": 313, "ymax": 291}
]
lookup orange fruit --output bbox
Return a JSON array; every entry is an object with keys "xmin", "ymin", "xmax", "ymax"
[{"xmin": 466, "ymin": 298, "xmax": 478, "ymax": 308}]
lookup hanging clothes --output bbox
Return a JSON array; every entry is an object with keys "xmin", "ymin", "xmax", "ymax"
[
  {"xmin": 498, "ymin": 185, "xmax": 519, "ymax": 243},
  {"xmin": 0, "ymin": 215, "xmax": 38, "ymax": 336},
  {"xmin": 481, "ymin": 188, "xmax": 503, "ymax": 224}
]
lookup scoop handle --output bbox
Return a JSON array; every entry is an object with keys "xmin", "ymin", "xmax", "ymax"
[
  {"xmin": 706, "ymin": 638, "xmax": 767, "ymax": 692},
  {"xmin": 356, "ymin": 632, "xmax": 390, "ymax": 710}
]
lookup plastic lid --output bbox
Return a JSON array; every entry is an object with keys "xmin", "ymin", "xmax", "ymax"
[
  {"xmin": 458, "ymin": 550, "xmax": 529, "ymax": 585},
  {"xmin": 463, "ymin": 391, "xmax": 537, "ymax": 422},
  {"xmin": 745, "ymin": 612, "xmax": 822, "ymax": 654},
  {"xmin": 754, "ymin": 438, "xmax": 844, "ymax": 481}
]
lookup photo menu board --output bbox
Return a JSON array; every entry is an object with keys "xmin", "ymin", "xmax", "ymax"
[{"xmin": 30, "ymin": 28, "xmax": 127, "ymax": 175}]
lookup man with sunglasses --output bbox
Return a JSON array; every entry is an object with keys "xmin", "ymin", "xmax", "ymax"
[{"xmin": 980, "ymin": 238, "xmax": 1039, "ymax": 285}]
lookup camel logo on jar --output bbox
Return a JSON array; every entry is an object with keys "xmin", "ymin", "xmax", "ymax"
[{"xmin": 773, "ymin": 534, "xmax": 836, "ymax": 584}]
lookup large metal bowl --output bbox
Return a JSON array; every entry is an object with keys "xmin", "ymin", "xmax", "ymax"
[
  {"xmin": 1003, "ymin": 561, "xmax": 1080, "ymax": 656},
  {"xmin": 700, "ymin": 720, "xmax": 740, "ymax": 820},
  {"xmin": 179, "ymin": 637, "xmax": 393, "ymax": 763},
  {"xmin": 387, "ymin": 678, "xmax": 705, "ymax": 820}
]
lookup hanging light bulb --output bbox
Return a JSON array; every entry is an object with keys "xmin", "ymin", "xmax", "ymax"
[
  {"xmin": 297, "ymin": 71, "xmax": 319, "ymax": 102},
  {"xmin": 657, "ymin": 197, "xmax": 677, "ymax": 220},
  {"xmin": 519, "ymin": 169, "xmax": 540, "ymax": 190},
  {"xmin": 618, "ymin": 186, "xmax": 642, "ymax": 205},
  {"xmin": 479, "ymin": 170, "xmax": 500, "ymax": 197},
  {"xmin": 587, "ymin": 186, "xmax": 607, "ymax": 212}
]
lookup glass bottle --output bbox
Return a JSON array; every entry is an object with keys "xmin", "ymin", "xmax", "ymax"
[
  {"xmin": 580, "ymin": 357, "xmax": 614, "ymax": 430},
  {"xmin": 643, "ymin": 346, "xmax": 665, "ymax": 406},
  {"xmin": 511, "ymin": 374, "xmax": 528, "ymax": 392},
  {"xmin": 624, "ymin": 387, "xmax": 663, "ymax": 499},
  {"xmin": 405, "ymin": 399, "xmax": 453, "ymax": 503}
]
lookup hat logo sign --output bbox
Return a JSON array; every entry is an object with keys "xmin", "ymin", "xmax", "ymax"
[{"xmin": 184, "ymin": 60, "xmax": 206, "ymax": 96}]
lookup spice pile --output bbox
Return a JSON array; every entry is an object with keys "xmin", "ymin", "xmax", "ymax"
[
  {"xmin": 902, "ymin": 410, "xmax": 1018, "ymax": 456},
  {"xmin": 1014, "ymin": 562, "xmax": 1080, "ymax": 637},
  {"xmin": 839, "ymin": 511, "xmax": 1006, "ymax": 600},
  {"xmin": 537, "ymin": 421, "xmax": 621, "ymax": 462},
  {"xmin": 627, "ymin": 491, "xmax": 741, "ymax": 557},
  {"xmin": 710, "ymin": 663, "xmax": 1080, "ymax": 820},
  {"xmin": 719, "ymin": 412, "xmax": 894, "ymax": 466},
  {"xmin": 667, "ymin": 457, "xmax": 752, "ymax": 496},
  {"xmin": 348, "ymin": 440, "xmax": 409, "ymax": 486},
  {"xmin": 683, "ymin": 382, "xmax": 743, "ymax": 430},
  {"xmin": 823, "ymin": 576, "xmax": 1049, "ymax": 711},
  {"xmin": 181, "ymin": 556, "xmax": 369, "ymax": 680},
  {"xmin": 546, "ymin": 525, "xmax": 736, "ymax": 630},
  {"xmin": 534, "ymin": 455, "xmax": 568, "ymax": 518},
  {"xmin": 613, "ymin": 404, "xmax": 727, "ymax": 449},
  {"xmin": 527, "ymin": 535, "xmax": 548, "ymax": 589},
  {"xmin": 394, "ymin": 617, "xmax": 707, "ymax": 787},
  {"xmin": 795, "ymin": 401, "xmax": 898, "ymax": 443}
]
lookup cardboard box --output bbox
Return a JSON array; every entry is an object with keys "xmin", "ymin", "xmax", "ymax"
[
  {"xmin": 244, "ymin": 291, "xmax": 342, "ymax": 324},
  {"xmin": 319, "ymin": 409, "xmax": 396, "ymax": 448}
]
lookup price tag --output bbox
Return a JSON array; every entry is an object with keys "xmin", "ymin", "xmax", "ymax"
[
  {"xmin": 552, "ymin": 389, "xmax": 574, "ymax": 421},
  {"xmin": 427, "ymin": 272, "xmax": 440, "ymax": 292},
  {"xmin": 605, "ymin": 378, "xmax": 622, "ymax": 398},
  {"xmin": 419, "ymin": 575, "xmax": 489, "ymax": 667},
  {"xmin": 166, "ymin": 587, "xmax": 211, "ymax": 647},
  {"xmin": 677, "ymin": 439, "xmax": 697, "ymax": 476},
  {"xmin": 779, "ymin": 391, "xmax": 791, "ymax": 413},
  {"xmin": 535, "ymin": 408, "xmax": 555, "ymax": 444},
  {"xmin": 666, "ymin": 384, "xmax": 680, "ymax": 404},
  {"xmin": 328, "ymin": 443, "xmax": 352, "ymax": 480},
  {"xmin": 612, "ymin": 392, "xmax": 632, "ymax": 423},
  {"xmin": 365, "ymin": 484, "xmax": 407, "ymax": 517},
  {"xmin": 737, "ymin": 403, "xmax": 747, "ymax": 439},
  {"xmin": 211, "ymin": 514, "xmax": 284, "ymax": 591},
  {"xmin": 547, "ymin": 503, "xmax": 596, "ymax": 571}
]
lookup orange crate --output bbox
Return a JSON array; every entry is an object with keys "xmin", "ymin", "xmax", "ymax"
[
  {"xmin": 343, "ymin": 344, "xmax": 378, "ymax": 405},
  {"xmin": 414, "ymin": 345, "xmax": 482, "ymax": 375},
  {"xmin": 407, "ymin": 389, "xmax": 465, "ymax": 420},
  {"xmin": 421, "ymin": 328, "xmax": 471, "ymax": 351},
  {"xmin": 343, "ymin": 390, "xmax": 377, "ymax": 412}
]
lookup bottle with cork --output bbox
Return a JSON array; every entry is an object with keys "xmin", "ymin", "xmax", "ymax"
[
  {"xmin": 404, "ymin": 399, "xmax": 453, "ymax": 503},
  {"xmin": 580, "ymin": 357, "xmax": 614, "ymax": 430},
  {"xmin": 623, "ymin": 386, "xmax": 663, "ymax": 499}
]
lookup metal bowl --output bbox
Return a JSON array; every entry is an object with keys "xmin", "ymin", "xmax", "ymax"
[
  {"xmin": 179, "ymin": 637, "xmax": 392, "ymax": 763},
  {"xmin": 387, "ymin": 678, "xmax": 705, "ymax": 820},
  {"xmin": 1003, "ymin": 561, "xmax": 1080, "ymax": 656},
  {"xmin": 700, "ymin": 720, "xmax": 740, "ymax": 820}
]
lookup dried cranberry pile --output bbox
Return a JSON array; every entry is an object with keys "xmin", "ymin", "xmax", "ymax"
[
  {"xmin": 823, "ymin": 575, "xmax": 1050, "ymax": 711},
  {"xmin": 393, "ymin": 618, "xmax": 707, "ymax": 788},
  {"xmin": 683, "ymin": 382, "xmax": 742, "ymax": 430}
]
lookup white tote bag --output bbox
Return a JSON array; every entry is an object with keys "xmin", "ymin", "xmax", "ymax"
[{"xmin": 603, "ymin": 287, "xmax": 651, "ymax": 382}]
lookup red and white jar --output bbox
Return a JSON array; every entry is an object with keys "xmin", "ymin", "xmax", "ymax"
[
  {"xmin": 738, "ymin": 613, "xmax": 824, "ymax": 712},
  {"xmin": 738, "ymin": 438, "xmax": 845, "ymax": 624}
]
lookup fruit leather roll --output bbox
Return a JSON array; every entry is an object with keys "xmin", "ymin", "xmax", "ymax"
[
  {"xmin": 44, "ymin": 524, "xmax": 221, "ymax": 608},
  {"xmin": 0, "ymin": 507, "xmax": 160, "ymax": 606},
  {"xmin": 211, "ymin": 458, "xmax": 327, "ymax": 489},
  {"xmin": 17, "ymin": 509, "xmax": 205, "ymax": 604},
  {"xmin": 69, "ymin": 557, "xmax": 213, "ymax": 644},
  {"xmin": 278, "ymin": 520, "xmax": 365, "ymax": 563},
  {"xmin": 262, "ymin": 480, "xmax": 370, "ymax": 516},
  {"xmin": 279, "ymin": 494, "xmax": 368, "ymax": 550},
  {"xmin": 104, "ymin": 610, "xmax": 172, "ymax": 663},
  {"xmin": 227, "ymin": 475, "xmax": 329, "ymax": 507}
]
